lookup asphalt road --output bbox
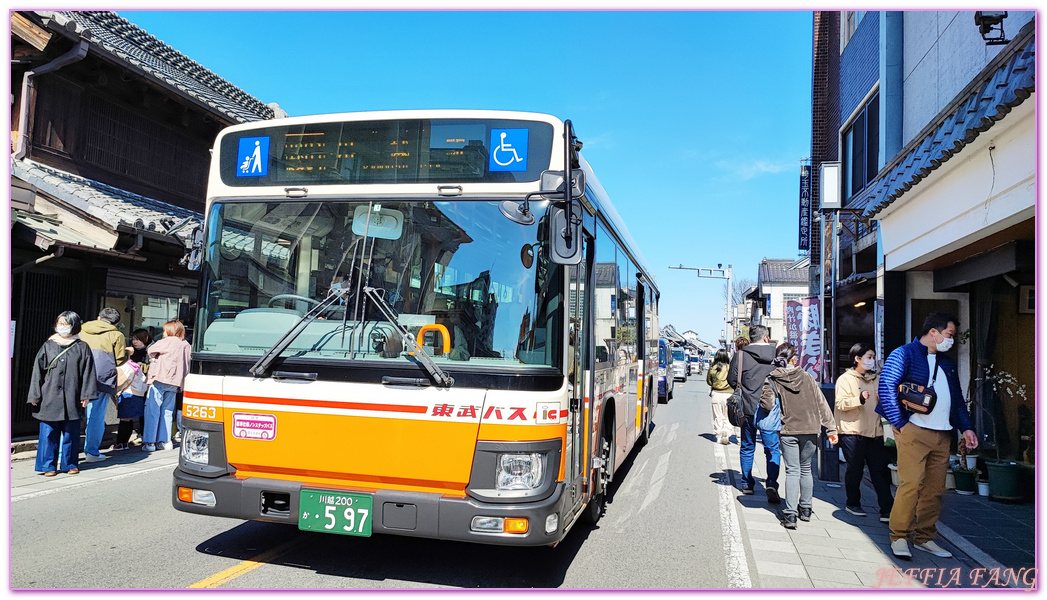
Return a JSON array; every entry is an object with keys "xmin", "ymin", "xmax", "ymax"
[{"xmin": 11, "ymin": 375, "xmax": 732, "ymax": 589}]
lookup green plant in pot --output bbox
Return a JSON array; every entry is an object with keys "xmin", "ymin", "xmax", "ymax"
[
  {"xmin": 974, "ymin": 365, "xmax": 1028, "ymax": 501},
  {"xmin": 952, "ymin": 465, "xmax": 979, "ymax": 495}
]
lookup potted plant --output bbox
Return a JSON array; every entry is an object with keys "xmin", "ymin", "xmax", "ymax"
[
  {"xmin": 953, "ymin": 466, "xmax": 979, "ymax": 495},
  {"xmin": 980, "ymin": 365, "xmax": 1028, "ymax": 501}
]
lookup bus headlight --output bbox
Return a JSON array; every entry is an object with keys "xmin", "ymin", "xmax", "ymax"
[
  {"xmin": 496, "ymin": 453, "xmax": 545, "ymax": 490},
  {"xmin": 182, "ymin": 429, "xmax": 210, "ymax": 465}
]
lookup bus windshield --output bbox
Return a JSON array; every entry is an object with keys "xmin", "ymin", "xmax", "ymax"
[{"xmin": 196, "ymin": 199, "xmax": 562, "ymax": 368}]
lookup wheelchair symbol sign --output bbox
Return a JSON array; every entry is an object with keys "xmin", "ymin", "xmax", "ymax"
[{"xmin": 489, "ymin": 129, "xmax": 528, "ymax": 172}]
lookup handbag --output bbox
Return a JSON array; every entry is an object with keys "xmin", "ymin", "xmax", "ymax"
[
  {"xmin": 115, "ymin": 360, "xmax": 141, "ymax": 394},
  {"xmin": 726, "ymin": 351, "xmax": 746, "ymax": 427},
  {"xmin": 898, "ymin": 354, "xmax": 939, "ymax": 415},
  {"xmin": 756, "ymin": 380, "xmax": 783, "ymax": 432}
]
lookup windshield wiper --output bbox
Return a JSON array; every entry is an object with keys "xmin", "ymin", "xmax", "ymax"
[
  {"xmin": 249, "ymin": 283, "xmax": 351, "ymax": 377},
  {"xmin": 363, "ymin": 286, "xmax": 455, "ymax": 387}
]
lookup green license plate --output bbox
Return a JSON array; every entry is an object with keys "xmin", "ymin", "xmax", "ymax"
[{"xmin": 298, "ymin": 490, "xmax": 373, "ymax": 537}]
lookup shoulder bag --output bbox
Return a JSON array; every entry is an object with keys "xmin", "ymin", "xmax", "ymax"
[
  {"xmin": 898, "ymin": 354, "xmax": 940, "ymax": 415},
  {"xmin": 726, "ymin": 351, "xmax": 746, "ymax": 427}
]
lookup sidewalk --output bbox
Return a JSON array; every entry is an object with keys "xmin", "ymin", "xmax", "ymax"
[
  {"xmin": 719, "ymin": 433, "xmax": 1033, "ymax": 589},
  {"xmin": 10, "ymin": 436, "xmax": 180, "ymax": 503}
]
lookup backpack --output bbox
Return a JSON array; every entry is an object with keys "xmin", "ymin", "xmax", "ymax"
[
  {"xmin": 725, "ymin": 351, "xmax": 746, "ymax": 427},
  {"xmin": 755, "ymin": 380, "xmax": 783, "ymax": 432}
]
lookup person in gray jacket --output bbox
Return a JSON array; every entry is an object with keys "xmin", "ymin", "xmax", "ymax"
[
  {"xmin": 760, "ymin": 342, "xmax": 838, "ymax": 529},
  {"xmin": 27, "ymin": 311, "xmax": 98, "ymax": 476}
]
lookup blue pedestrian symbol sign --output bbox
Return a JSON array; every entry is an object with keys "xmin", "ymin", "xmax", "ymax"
[
  {"xmin": 489, "ymin": 129, "xmax": 528, "ymax": 172},
  {"xmin": 237, "ymin": 136, "xmax": 269, "ymax": 177}
]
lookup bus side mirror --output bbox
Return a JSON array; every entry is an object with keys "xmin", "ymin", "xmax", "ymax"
[{"xmin": 548, "ymin": 204, "xmax": 582, "ymax": 265}]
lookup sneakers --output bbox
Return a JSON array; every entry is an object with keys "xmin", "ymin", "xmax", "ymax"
[
  {"xmin": 914, "ymin": 540, "xmax": 953, "ymax": 558},
  {"xmin": 798, "ymin": 506, "xmax": 812, "ymax": 522},
  {"xmin": 845, "ymin": 505, "xmax": 867, "ymax": 517},
  {"xmin": 741, "ymin": 484, "xmax": 754, "ymax": 495},
  {"xmin": 42, "ymin": 471, "xmax": 57, "ymax": 477},
  {"xmin": 780, "ymin": 512, "xmax": 798, "ymax": 529},
  {"xmin": 84, "ymin": 453, "xmax": 108, "ymax": 463},
  {"xmin": 766, "ymin": 487, "xmax": 781, "ymax": 504},
  {"xmin": 142, "ymin": 443, "xmax": 156, "ymax": 452},
  {"xmin": 891, "ymin": 538, "xmax": 912, "ymax": 559},
  {"xmin": 112, "ymin": 443, "xmax": 128, "ymax": 451},
  {"xmin": 158, "ymin": 441, "xmax": 176, "ymax": 451},
  {"xmin": 67, "ymin": 468, "xmax": 80, "ymax": 475}
]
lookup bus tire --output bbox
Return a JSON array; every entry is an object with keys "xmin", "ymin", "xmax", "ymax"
[{"xmin": 580, "ymin": 415, "xmax": 614, "ymax": 526}]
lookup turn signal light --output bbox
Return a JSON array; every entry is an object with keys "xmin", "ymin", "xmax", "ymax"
[
  {"xmin": 504, "ymin": 518, "xmax": 529, "ymax": 534},
  {"xmin": 177, "ymin": 487, "xmax": 193, "ymax": 502}
]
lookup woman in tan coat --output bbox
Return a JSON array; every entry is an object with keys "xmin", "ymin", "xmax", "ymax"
[{"xmin": 835, "ymin": 342, "xmax": 894, "ymax": 522}]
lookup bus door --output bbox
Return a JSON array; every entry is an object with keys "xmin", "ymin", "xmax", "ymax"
[{"xmin": 566, "ymin": 232, "xmax": 594, "ymax": 510}]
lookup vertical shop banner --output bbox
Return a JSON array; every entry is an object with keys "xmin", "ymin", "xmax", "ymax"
[
  {"xmin": 785, "ymin": 297, "xmax": 822, "ymax": 380},
  {"xmin": 798, "ymin": 164, "xmax": 812, "ymax": 251}
]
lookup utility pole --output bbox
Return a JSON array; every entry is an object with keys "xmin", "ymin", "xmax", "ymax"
[{"xmin": 669, "ymin": 263, "xmax": 732, "ymax": 348}]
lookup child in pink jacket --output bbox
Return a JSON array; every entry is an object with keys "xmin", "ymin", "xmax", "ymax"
[{"xmin": 142, "ymin": 320, "xmax": 191, "ymax": 452}]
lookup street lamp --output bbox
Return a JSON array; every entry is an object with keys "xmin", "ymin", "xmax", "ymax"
[{"xmin": 669, "ymin": 263, "xmax": 732, "ymax": 347}]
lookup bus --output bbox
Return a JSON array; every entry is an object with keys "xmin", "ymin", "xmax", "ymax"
[{"xmin": 173, "ymin": 110, "xmax": 661, "ymax": 546}]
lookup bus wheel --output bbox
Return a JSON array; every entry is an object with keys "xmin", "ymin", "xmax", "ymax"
[{"xmin": 580, "ymin": 417, "xmax": 614, "ymax": 526}]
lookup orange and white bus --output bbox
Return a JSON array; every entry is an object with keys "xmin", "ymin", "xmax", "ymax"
[{"xmin": 173, "ymin": 110, "xmax": 661, "ymax": 546}]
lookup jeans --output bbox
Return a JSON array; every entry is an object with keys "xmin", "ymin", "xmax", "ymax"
[
  {"xmin": 35, "ymin": 419, "xmax": 81, "ymax": 472},
  {"xmin": 839, "ymin": 434, "xmax": 895, "ymax": 516},
  {"xmin": 144, "ymin": 382, "xmax": 178, "ymax": 445},
  {"xmin": 780, "ymin": 434, "xmax": 819, "ymax": 517},
  {"xmin": 739, "ymin": 417, "xmax": 781, "ymax": 489},
  {"xmin": 84, "ymin": 392, "xmax": 112, "ymax": 456}
]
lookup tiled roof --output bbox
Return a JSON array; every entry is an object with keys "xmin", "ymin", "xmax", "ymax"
[
  {"xmin": 861, "ymin": 27, "xmax": 1034, "ymax": 219},
  {"xmin": 758, "ymin": 258, "xmax": 809, "ymax": 285},
  {"xmin": 13, "ymin": 208, "xmax": 112, "ymax": 252},
  {"xmin": 37, "ymin": 11, "xmax": 274, "ymax": 124},
  {"xmin": 11, "ymin": 158, "xmax": 201, "ymax": 246}
]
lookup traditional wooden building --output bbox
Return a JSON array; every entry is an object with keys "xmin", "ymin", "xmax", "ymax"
[{"xmin": 10, "ymin": 11, "xmax": 283, "ymax": 435}]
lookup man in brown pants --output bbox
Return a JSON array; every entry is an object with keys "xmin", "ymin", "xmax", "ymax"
[{"xmin": 876, "ymin": 313, "xmax": 977, "ymax": 559}]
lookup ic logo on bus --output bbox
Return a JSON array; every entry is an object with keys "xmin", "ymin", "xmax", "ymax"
[{"xmin": 232, "ymin": 412, "xmax": 277, "ymax": 440}]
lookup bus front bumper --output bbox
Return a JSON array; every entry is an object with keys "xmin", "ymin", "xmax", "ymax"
[{"xmin": 172, "ymin": 468, "xmax": 570, "ymax": 546}]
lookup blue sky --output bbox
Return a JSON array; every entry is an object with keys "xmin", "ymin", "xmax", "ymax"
[{"xmin": 121, "ymin": 9, "xmax": 814, "ymax": 344}]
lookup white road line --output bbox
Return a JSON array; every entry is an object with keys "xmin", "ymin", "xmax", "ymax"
[
  {"xmin": 638, "ymin": 452, "xmax": 671, "ymax": 513},
  {"xmin": 12, "ymin": 462, "xmax": 178, "ymax": 502},
  {"xmin": 666, "ymin": 422, "xmax": 679, "ymax": 444},
  {"xmin": 715, "ymin": 442, "xmax": 753, "ymax": 588}
]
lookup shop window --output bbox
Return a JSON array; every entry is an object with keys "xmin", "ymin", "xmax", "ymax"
[{"xmin": 842, "ymin": 93, "xmax": 880, "ymax": 199}]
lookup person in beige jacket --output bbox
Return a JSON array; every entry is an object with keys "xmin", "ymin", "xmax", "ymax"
[
  {"xmin": 142, "ymin": 320, "xmax": 191, "ymax": 452},
  {"xmin": 760, "ymin": 342, "xmax": 837, "ymax": 529},
  {"xmin": 835, "ymin": 342, "xmax": 894, "ymax": 522},
  {"xmin": 706, "ymin": 349, "xmax": 734, "ymax": 444}
]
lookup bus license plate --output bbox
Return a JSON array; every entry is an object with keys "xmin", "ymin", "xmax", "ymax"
[{"xmin": 298, "ymin": 490, "xmax": 373, "ymax": 537}]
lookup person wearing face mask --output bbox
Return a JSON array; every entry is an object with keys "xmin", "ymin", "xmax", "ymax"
[
  {"xmin": 835, "ymin": 342, "xmax": 893, "ymax": 522},
  {"xmin": 27, "ymin": 312, "xmax": 98, "ymax": 476},
  {"xmin": 759, "ymin": 342, "xmax": 838, "ymax": 529},
  {"xmin": 877, "ymin": 312, "xmax": 977, "ymax": 560}
]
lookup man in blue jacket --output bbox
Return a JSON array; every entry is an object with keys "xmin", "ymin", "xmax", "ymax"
[{"xmin": 877, "ymin": 312, "xmax": 977, "ymax": 560}]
